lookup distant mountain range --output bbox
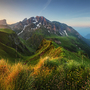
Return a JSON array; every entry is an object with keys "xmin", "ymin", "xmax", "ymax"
[
  {"xmin": 85, "ymin": 34, "xmax": 90, "ymax": 39},
  {"xmin": 74, "ymin": 27, "xmax": 90, "ymax": 37}
]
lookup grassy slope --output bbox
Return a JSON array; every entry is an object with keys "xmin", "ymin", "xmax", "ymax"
[
  {"xmin": 23, "ymin": 39, "xmax": 89, "ymax": 66},
  {"xmin": 0, "ymin": 39, "xmax": 90, "ymax": 90},
  {"xmin": 19, "ymin": 26, "xmax": 90, "ymax": 65},
  {"xmin": 19, "ymin": 37, "xmax": 35, "ymax": 53},
  {"xmin": 46, "ymin": 35, "xmax": 90, "ymax": 56},
  {"xmin": 0, "ymin": 42, "xmax": 23, "ymax": 57},
  {"xmin": 0, "ymin": 29, "xmax": 25, "ymax": 63},
  {"xmin": 0, "ymin": 30, "xmax": 14, "ymax": 45},
  {"xmin": 23, "ymin": 39, "xmax": 90, "ymax": 90},
  {"xmin": 0, "ymin": 28, "xmax": 15, "ymax": 34},
  {"xmin": 0, "ymin": 28, "xmax": 90, "ymax": 90},
  {"xmin": 21, "ymin": 26, "xmax": 90, "ymax": 57},
  {"xmin": 0, "ymin": 30, "xmax": 32, "ymax": 56}
]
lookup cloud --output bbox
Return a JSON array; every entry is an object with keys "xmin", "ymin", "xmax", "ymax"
[{"xmin": 39, "ymin": 0, "xmax": 52, "ymax": 15}]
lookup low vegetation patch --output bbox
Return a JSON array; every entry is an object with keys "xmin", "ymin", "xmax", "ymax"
[{"xmin": 0, "ymin": 56, "xmax": 90, "ymax": 90}]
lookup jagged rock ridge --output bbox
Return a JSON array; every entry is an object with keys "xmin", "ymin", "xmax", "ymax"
[{"xmin": 10, "ymin": 16, "xmax": 82, "ymax": 39}]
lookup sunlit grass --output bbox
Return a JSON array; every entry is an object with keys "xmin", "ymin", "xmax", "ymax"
[
  {"xmin": 0, "ymin": 59, "xmax": 34, "ymax": 90},
  {"xmin": 0, "ymin": 28, "xmax": 15, "ymax": 34},
  {"xmin": 0, "ymin": 57, "xmax": 90, "ymax": 90}
]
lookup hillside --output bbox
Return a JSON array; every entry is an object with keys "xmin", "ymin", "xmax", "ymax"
[
  {"xmin": 1, "ymin": 39, "xmax": 90, "ymax": 90},
  {"xmin": 16, "ymin": 25, "xmax": 90, "ymax": 58},
  {"xmin": 0, "ymin": 28, "xmax": 33, "ymax": 62},
  {"xmin": 22, "ymin": 39, "xmax": 89, "ymax": 65}
]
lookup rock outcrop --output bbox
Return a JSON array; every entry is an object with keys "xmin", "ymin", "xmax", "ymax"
[
  {"xmin": 0, "ymin": 19, "xmax": 11, "ymax": 29},
  {"xmin": 0, "ymin": 19, "xmax": 7, "ymax": 25}
]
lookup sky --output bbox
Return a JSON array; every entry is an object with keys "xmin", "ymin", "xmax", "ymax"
[{"xmin": 0, "ymin": 0, "xmax": 90, "ymax": 29}]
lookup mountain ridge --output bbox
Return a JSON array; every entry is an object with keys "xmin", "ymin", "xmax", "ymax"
[
  {"xmin": 85, "ymin": 33, "xmax": 90, "ymax": 39},
  {"xmin": 8, "ymin": 16, "xmax": 90, "ymax": 57},
  {"xmin": 0, "ymin": 16, "xmax": 90, "ymax": 58},
  {"xmin": 9, "ymin": 16, "xmax": 82, "ymax": 38}
]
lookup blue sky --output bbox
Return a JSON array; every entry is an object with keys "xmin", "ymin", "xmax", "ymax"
[{"xmin": 0, "ymin": 0, "xmax": 90, "ymax": 28}]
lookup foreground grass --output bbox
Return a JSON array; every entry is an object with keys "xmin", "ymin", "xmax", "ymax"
[
  {"xmin": 0, "ymin": 57, "xmax": 90, "ymax": 90},
  {"xmin": 0, "ymin": 59, "xmax": 34, "ymax": 90}
]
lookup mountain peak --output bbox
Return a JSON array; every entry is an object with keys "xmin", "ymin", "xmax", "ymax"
[
  {"xmin": 22, "ymin": 18, "xmax": 27, "ymax": 22},
  {"xmin": 85, "ymin": 33, "xmax": 90, "ymax": 39},
  {"xmin": 9, "ymin": 16, "xmax": 83, "ymax": 39}
]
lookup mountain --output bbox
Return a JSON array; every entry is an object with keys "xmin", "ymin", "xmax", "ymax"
[
  {"xmin": 10, "ymin": 16, "xmax": 82, "ymax": 38},
  {"xmin": 9, "ymin": 16, "xmax": 90, "ymax": 57},
  {"xmin": 85, "ymin": 34, "xmax": 90, "ymax": 39}
]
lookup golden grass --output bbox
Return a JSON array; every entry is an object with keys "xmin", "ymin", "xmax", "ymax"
[
  {"xmin": 0, "ymin": 57, "xmax": 90, "ymax": 90},
  {"xmin": 0, "ymin": 59, "xmax": 32, "ymax": 90},
  {"xmin": 32, "ymin": 56, "xmax": 50, "ymax": 75}
]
